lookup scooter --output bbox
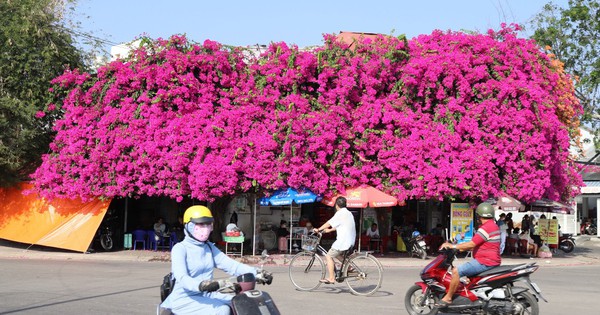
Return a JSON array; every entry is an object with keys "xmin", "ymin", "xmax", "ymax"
[
  {"xmin": 158, "ymin": 252, "xmax": 279, "ymax": 315},
  {"xmin": 404, "ymin": 248, "xmax": 546, "ymax": 315},
  {"xmin": 558, "ymin": 233, "xmax": 576, "ymax": 253},
  {"xmin": 407, "ymin": 231, "xmax": 428, "ymax": 260}
]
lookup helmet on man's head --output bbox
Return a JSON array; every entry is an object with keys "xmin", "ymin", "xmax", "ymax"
[
  {"xmin": 476, "ymin": 203, "xmax": 494, "ymax": 218},
  {"xmin": 183, "ymin": 205, "xmax": 214, "ymax": 224}
]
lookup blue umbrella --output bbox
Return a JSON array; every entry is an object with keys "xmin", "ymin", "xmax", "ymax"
[
  {"xmin": 258, "ymin": 188, "xmax": 321, "ymax": 254},
  {"xmin": 259, "ymin": 188, "xmax": 321, "ymax": 206}
]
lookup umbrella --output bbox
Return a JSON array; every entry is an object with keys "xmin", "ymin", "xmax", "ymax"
[
  {"xmin": 321, "ymin": 185, "xmax": 399, "ymax": 208},
  {"xmin": 258, "ymin": 188, "xmax": 321, "ymax": 254},
  {"xmin": 321, "ymin": 185, "xmax": 400, "ymax": 252},
  {"xmin": 527, "ymin": 199, "xmax": 574, "ymax": 215},
  {"xmin": 489, "ymin": 193, "xmax": 525, "ymax": 212}
]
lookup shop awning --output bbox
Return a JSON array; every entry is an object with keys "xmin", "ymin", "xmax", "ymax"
[{"xmin": 0, "ymin": 183, "xmax": 110, "ymax": 253}]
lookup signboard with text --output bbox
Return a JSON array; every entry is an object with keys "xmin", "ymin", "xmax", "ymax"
[
  {"xmin": 538, "ymin": 218, "xmax": 559, "ymax": 245},
  {"xmin": 451, "ymin": 203, "xmax": 473, "ymax": 243}
]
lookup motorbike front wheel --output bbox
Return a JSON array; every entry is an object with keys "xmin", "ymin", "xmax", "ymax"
[
  {"xmin": 514, "ymin": 290, "xmax": 539, "ymax": 315},
  {"xmin": 404, "ymin": 285, "xmax": 438, "ymax": 315},
  {"xmin": 559, "ymin": 240, "xmax": 574, "ymax": 253},
  {"xmin": 100, "ymin": 234, "xmax": 113, "ymax": 251}
]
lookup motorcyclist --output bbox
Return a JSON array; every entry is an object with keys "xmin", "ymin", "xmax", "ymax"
[
  {"xmin": 160, "ymin": 205, "xmax": 270, "ymax": 315},
  {"xmin": 437, "ymin": 202, "xmax": 501, "ymax": 308}
]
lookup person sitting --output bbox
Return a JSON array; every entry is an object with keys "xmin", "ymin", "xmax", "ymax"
[
  {"xmin": 226, "ymin": 218, "xmax": 242, "ymax": 236},
  {"xmin": 171, "ymin": 216, "xmax": 185, "ymax": 242},
  {"xmin": 519, "ymin": 229, "xmax": 538, "ymax": 256},
  {"xmin": 154, "ymin": 217, "xmax": 169, "ymax": 240},
  {"xmin": 366, "ymin": 223, "xmax": 380, "ymax": 239},
  {"xmin": 276, "ymin": 220, "xmax": 289, "ymax": 253}
]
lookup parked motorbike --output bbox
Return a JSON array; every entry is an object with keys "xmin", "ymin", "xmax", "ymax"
[
  {"xmin": 558, "ymin": 233, "xmax": 576, "ymax": 253},
  {"xmin": 98, "ymin": 225, "xmax": 113, "ymax": 251},
  {"xmin": 404, "ymin": 248, "xmax": 546, "ymax": 315},
  {"xmin": 96, "ymin": 211, "xmax": 118, "ymax": 251},
  {"xmin": 581, "ymin": 222, "xmax": 597, "ymax": 235},
  {"xmin": 407, "ymin": 231, "xmax": 428, "ymax": 260}
]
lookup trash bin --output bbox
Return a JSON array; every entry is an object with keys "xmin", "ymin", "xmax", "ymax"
[{"xmin": 124, "ymin": 233, "xmax": 132, "ymax": 249}]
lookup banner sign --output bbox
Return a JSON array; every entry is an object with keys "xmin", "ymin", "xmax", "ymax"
[
  {"xmin": 538, "ymin": 218, "xmax": 559, "ymax": 245},
  {"xmin": 450, "ymin": 203, "xmax": 473, "ymax": 243}
]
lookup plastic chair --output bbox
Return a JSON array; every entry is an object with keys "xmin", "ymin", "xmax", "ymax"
[
  {"xmin": 132, "ymin": 230, "xmax": 147, "ymax": 250},
  {"xmin": 147, "ymin": 230, "xmax": 160, "ymax": 251},
  {"xmin": 506, "ymin": 238, "xmax": 519, "ymax": 255},
  {"xmin": 519, "ymin": 239, "xmax": 529, "ymax": 255},
  {"xmin": 169, "ymin": 231, "xmax": 178, "ymax": 250}
]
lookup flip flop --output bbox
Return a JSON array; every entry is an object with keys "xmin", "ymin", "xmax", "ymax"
[
  {"xmin": 434, "ymin": 300, "xmax": 452, "ymax": 308},
  {"xmin": 319, "ymin": 279, "xmax": 335, "ymax": 284}
]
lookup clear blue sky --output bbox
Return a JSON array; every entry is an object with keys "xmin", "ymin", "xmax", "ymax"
[{"xmin": 73, "ymin": 0, "xmax": 567, "ymax": 53}]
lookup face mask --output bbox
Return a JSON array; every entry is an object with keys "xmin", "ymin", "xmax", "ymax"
[{"xmin": 192, "ymin": 223, "xmax": 213, "ymax": 242}]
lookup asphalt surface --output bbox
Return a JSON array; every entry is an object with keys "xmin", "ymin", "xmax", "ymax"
[{"xmin": 1, "ymin": 236, "xmax": 599, "ymax": 268}]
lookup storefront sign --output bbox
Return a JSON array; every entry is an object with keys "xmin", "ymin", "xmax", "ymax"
[{"xmin": 450, "ymin": 203, "xmax": 473, "ymax": 243}]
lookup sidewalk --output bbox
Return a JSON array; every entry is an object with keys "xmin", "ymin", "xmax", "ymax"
[{"xmin": 1, "ymin": 236, "xmax": 599, "ymax": 268}]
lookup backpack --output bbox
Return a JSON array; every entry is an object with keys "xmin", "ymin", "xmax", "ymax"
[{"xmin": 160, "ymin": 272, "xmax": 175, "ymax": 302}]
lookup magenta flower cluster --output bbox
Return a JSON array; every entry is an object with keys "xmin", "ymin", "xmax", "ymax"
[{"xmin": 31, "ymin": 26, "xmax": 582, "ymax": 203}]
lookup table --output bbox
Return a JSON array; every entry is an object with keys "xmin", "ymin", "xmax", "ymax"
[{"xmin": 222, "ymin": 233, "xmax": 244, "ymax": 257}]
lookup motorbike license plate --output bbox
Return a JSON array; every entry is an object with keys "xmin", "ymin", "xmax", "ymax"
[
  {"xmin": 530, "ymin": 281, "xmax": 542, "ymax": 293},
  {"xmin": 418, "ymin": 241, "xmax": 426, "ymax": 247}
]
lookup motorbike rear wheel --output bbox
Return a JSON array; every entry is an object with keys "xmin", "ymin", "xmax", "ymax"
[
  {"xmin": 404, "ymin": 285, "xmax": 438, "ymax": 315},
  {"xmin": 100, "ymin": 234, "xmax": 113, "ymax": 251},
  {"xmin": 559, "ymin": 239, "xmax": 574, "ymax": 253},
  {"xmin": 514, "ymin": 290, "xmax": 539, "ymax": 315}
]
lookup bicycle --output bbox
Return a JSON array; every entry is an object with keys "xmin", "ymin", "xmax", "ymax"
[{"xmin": 288, "ymin": 232, "xmax": 383, "ymax": 296}]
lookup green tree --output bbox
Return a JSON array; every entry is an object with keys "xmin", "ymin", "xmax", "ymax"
[
  {"xmin": 530, "ymin": 0, "xmax": 600, "ymax": 131},
  {"xmin": 0, "ymin": 0, "xmax": 87, "ymax": 186}
]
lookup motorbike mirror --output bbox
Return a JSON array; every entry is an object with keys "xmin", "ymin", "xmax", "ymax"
[{"xmin": 236, "ymin": 273, "xmax": 256, "ymax": 293}]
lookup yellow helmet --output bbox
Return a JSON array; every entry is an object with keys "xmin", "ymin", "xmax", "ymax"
[{"xmin": 183, "ymin": 205, "xmax": 214, "ymax": 224}]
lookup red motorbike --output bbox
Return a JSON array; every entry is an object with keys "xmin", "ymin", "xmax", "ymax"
[{"xmin": 404, "ymin": 248, "xmax": 546, "ymax": 315}]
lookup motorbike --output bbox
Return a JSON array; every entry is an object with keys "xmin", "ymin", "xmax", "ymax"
[
  {"xmin": 558, "ymin": 233, "xmax": 576, "ymax": 253},
  {"xmin": 98, "ymin": 225, "xmax": 114, "ymax": 251},
  {"xmin": 96, "ymin": 210, "xmax": 118, "ymax": 251},
  {"xmin": 404, "ymin": 248, "xmax": 546, "ymax": 315},
  {"xmin": 407, "ymin": 231, "xmax": 428, "ymax": 260},
  {"xmin": 581, "ymin": 222, "xmax": 597, "ymax": 235},
  {"xmin": 158, "ymin": 252, "xmax": 279, "ymax": 315}
]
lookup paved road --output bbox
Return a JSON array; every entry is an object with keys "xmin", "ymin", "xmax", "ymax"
[
  {"xmin": 1, "ymin": 259, "xmax": 599, "ymax": 314},
  {"xmin": 0, "ymin": 236, "xmax": 598, "ymax": 314}
]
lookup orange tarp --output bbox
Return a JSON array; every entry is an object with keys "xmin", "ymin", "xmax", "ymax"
[{"xmin": 0, "ymin": 183, "xmax": 110, "ymax": 253}]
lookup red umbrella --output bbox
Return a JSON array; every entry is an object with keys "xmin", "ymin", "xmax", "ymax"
[
  {"xmin": 321, "ymin": 185, "xmax": 401, "ymax": 252},
  {"xmin": 321, "ymin": 185, "xmax": 399, "ymax": 208}
]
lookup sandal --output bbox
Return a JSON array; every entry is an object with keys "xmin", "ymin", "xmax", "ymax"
[{"xmin": 319, "ymin": 279, "xmax": 335, "ymax": 284}]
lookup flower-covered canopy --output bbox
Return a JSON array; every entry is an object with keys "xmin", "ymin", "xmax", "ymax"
[{"xmin": 32, "ymin": 24, "xmax": 582, "ymax": 203}]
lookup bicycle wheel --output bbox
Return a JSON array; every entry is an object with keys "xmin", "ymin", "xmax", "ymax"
[
  {"xmin": 344, "ymin": 254, "xmax": 383, "ymax": 296},
  {"xmin": 289, "ymin": 251, "xmax": 325, "ymax": 291}
]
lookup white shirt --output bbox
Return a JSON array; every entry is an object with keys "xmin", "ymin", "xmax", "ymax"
[
  {"xmin": 328, "ymin": 207, "xmax": 356, "ymax": 251},
  {"xmin": 366, "ymin": 227, "xmax": 380, "ymax": 238},
  {"xmin": 226, "ymin": 223, "xmax": 239, "ymax": 232}
]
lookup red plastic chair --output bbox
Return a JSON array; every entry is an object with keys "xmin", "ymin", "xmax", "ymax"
[{"xmin": 506, "ymin": 238, "xmax": 518, "ymax": 255}]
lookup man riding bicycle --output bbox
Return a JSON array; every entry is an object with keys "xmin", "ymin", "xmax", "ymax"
[{"xmin": 313, "ymin": 196, "xmax": 356, "ymax": 284}]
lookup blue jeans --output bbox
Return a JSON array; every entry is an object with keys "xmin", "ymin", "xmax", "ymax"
[{"xmin": 457, "ymin": 259, "xmax": 495, "ymax": 277}]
